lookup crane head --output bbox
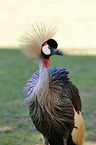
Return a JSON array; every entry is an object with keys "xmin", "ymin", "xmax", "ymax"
[
  {"xmin": 19, "ymin": 23, "xmax": 64, "ymax": 67},
  {"xmin": 41, "ymin": 39, "xmax": 64, "ymax": 67}
]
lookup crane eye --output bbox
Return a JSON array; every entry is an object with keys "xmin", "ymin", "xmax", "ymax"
[{"xmin": 42, "ymin": 45, "xmax": 51, "ymax": 55}]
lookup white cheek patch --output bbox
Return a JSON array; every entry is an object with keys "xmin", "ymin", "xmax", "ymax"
[{"xmin": 42, "ymin": 45, "xmax": 51, "ymax": 55}]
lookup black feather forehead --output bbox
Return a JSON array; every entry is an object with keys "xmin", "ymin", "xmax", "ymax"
[
  {"xmin": 19, "ymin": 23, "xmax": 57, "ymax": 57},
  {"xmin": 42, "ymin": 39, "xmax": 58, "ymax": 49}
]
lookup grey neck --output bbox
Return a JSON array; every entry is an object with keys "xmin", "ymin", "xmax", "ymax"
[
  {"xmin": 38, "ymin": 57, "xmax": 49, "ymax": 96},
  {"xmin": 25, "ymin": 57, "xmax": 49, "ymax": 105}
]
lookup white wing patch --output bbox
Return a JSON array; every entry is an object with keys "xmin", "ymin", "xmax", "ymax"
[{"xmin": 42, "ymin": 45, "xmax": 51, "ymax": 55}]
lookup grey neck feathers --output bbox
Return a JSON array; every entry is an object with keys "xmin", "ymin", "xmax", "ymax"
[
  {"xmin": 38, "ymin": 57, "xmax": 49, "ymax": 89},
  {"xmin": 25, "ymin": 57, "xmax": 49, "ymax": 105},
  {"xmin": 36, "ymin": 57, "xmax": 49, "ymax": 104}
]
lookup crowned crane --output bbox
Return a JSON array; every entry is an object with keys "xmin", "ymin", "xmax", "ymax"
[{"xmin": 20, "ymin": 23, "xmax": 85, "ymax": 145}]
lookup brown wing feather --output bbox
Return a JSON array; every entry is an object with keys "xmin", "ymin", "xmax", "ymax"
[
  {"xmin": 49, "ymin": 67, "xmax": 82, "ymax": 113},
  {"xmin": 65, "ymin": 82, "xmax": 82, "ymax": 113}
]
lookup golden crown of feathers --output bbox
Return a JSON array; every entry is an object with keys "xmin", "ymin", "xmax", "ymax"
[{"xmin": 19, "ymin": 23, "xmax": 57, "ymax": 57}]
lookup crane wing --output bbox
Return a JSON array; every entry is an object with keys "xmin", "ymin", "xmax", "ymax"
[
  {"xmin": 24, "ymin": 67, "xmax": 82, "ymax": 113},
  {"xmin": 49, "ymin": 67, "xmax": 82, "ymax": 113}
]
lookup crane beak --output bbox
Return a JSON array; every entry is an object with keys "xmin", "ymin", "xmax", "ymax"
[{"xmin": 52, "ymin": 48, "xmax": 64, "ymax": 56}]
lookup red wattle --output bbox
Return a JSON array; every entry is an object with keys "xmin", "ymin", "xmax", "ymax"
[{"xmin": 44, "ymin": 59, "xmax": 49, "ymax": 67}]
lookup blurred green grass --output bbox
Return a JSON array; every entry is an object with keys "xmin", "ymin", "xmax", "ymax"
[{"xmin": 0, "ymin": 49, "xmax": 96, "ymax": 145}]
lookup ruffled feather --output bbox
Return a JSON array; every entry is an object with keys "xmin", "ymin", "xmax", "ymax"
[{"xmin": 19, "ymin": 23, "xmax": 57, "ymax": 57}]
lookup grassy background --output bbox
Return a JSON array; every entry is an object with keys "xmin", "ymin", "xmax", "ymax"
[
  {"xmin": 0, "ymin": 0, "xmax": 96, "ymax": 144},
  {"xmin": 0, "ymin": 49, "xmax": 96, "ymax": 145}
]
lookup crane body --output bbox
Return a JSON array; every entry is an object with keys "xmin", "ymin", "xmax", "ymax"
[{"xmin": 20, "ymin": 23, "xmax": 85, "ymax": 145}]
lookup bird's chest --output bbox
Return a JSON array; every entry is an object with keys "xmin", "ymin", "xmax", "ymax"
[
  {"xmin": 29, "ymin": 96, "xmax": 66, "ymax": 137},
  {"xmin": 29, "ymin": 100, "xmax": 52, "ymax": 134}
]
